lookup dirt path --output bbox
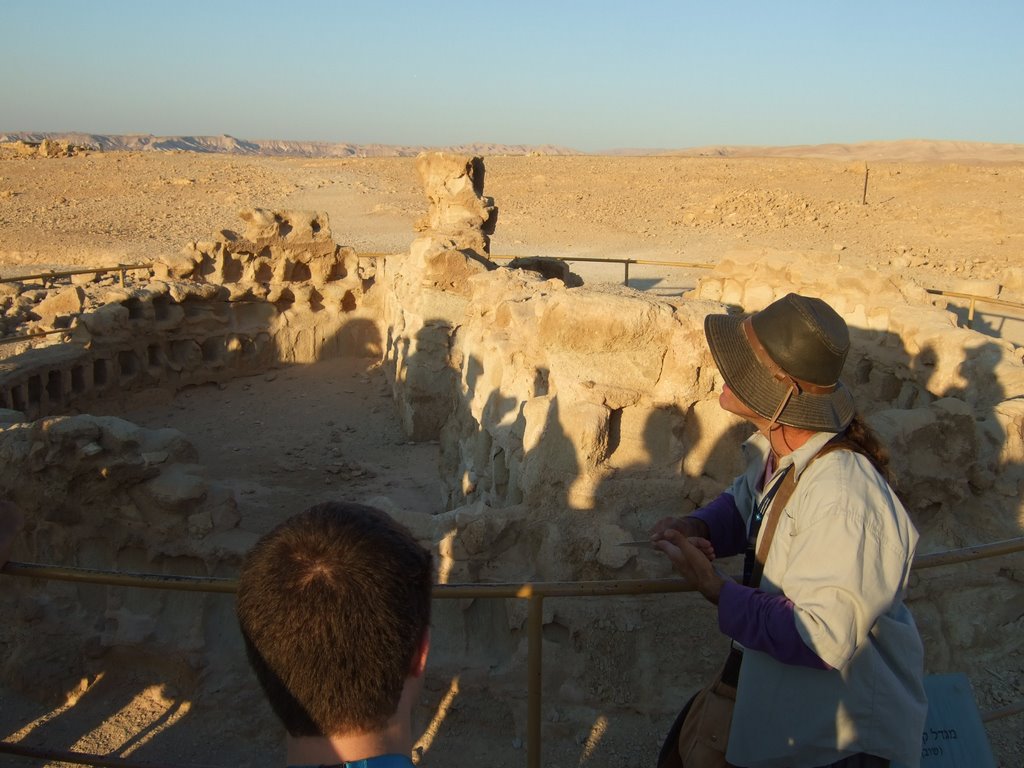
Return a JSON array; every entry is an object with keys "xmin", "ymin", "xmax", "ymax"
[{"xmin": 101, "ymin": 357, "xmax": 442, "ymax": 535}]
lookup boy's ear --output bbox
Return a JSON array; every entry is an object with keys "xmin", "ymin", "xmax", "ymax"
[{"xmin": 409, "ymin": 628, "xmax": 430, "ymax": 678}]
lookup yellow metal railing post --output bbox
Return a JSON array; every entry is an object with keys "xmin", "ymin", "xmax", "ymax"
[
  {"xmin": 623, "ymin": 259, "xmax": 630, "ymax": 287},
  {"xmin": 527, "ymin": 591, "xmax": 544, "ymax": 768},
  {"xmin": 924, "ymin": 288, "xmax": 1024, "ymax": 331}
]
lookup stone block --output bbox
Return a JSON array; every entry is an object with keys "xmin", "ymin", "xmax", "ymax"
[{"xmin": 32, "ymin": 286, "xmax": 84, "ymax": 327}]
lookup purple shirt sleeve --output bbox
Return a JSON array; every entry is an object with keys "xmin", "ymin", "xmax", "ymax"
[
  {"xmin": 689, "ymin": 492, "xmax": 747, "ymax": 558},
  {"xmin": 717, "ymin": 581, "xmax": 831, "ymax": 670}
]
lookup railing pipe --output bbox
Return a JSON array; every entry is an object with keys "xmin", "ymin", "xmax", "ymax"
[
  {"xmin": 981, "ymin": 699, "xmax": 1024, "ymax": 722},
  {"xmin": 6, "ymin": 537, "xmax": 1022, "ymax": 592},
  {"xmin": 923, "ymin": 287, "xmax": 1024, "ymax": 333},
  {"xmin": 923, "ymin": 288, "xmax": 1024, "ymax": 312},
  {"xmin": 0, "ymin": 562, "xmax": 237, "ymax": 592},
  {"xmin": 0, "ymin": 327, "xmax": 76, "ymax": 346},
  {"xmin": 0, "ymin": 264, "xmax": 152, "ymax": 285},
  {"xmin": 912, "ymin": 537, "xmax": 1024, "ymax": 570}
]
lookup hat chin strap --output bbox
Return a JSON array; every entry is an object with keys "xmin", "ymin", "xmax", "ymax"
[
  {"xmin": 765, "ymin": 387, "xmax": 808, "ymax": 457},
  {"xmin": 766, "ymin": 381, "xmax": 798, "ymax": 428}
]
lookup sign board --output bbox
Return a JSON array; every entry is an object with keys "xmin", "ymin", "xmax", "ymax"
[{"xmin": 894, "ymin": 672, "xmax": 997, "ymax": 768}]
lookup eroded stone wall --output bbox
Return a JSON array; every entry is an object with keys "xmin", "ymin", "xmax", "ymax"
[
  {"xmin": 0, "ymin": 413, "xmax": 254, "ymax": 700},
  {"xmin": 383, "ymin": 153, "xmax": 498, "ymax": 440},
  {"xmin": 0, "ymin": 210, "xmax": 384, "ymax": 420}
]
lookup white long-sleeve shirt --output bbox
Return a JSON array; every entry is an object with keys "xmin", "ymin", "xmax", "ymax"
[{"xmin": 724, "ymin": 430, "xmax": 927, "ymax": 768}]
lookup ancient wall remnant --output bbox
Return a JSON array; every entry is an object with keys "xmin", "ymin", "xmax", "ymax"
[
  {"xmin": 0, "ymin": 413, "xmax": 253, "ymax": 699},
  {"xmin": 413, "ymin": 153, "xmax": 497, "ymax": 248},
  {"xmin": 382, "ymin": 153, "xmax": 585, "ymax": 442},
  {"xmin": 3, "ymin": 139, "xmax": 87, "ymax": 158},
  {"xmin": 0, "ymin": 209, "xmax": 384, "ymax": 420},
  {"xmin": 383, "ymin": 153, "xmax": 499, "ymax": 440}
]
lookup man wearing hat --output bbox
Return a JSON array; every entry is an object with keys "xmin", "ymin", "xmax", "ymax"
[{"xmin": 653, "ymin": 293, "xmax": 927, "ymax": 768}]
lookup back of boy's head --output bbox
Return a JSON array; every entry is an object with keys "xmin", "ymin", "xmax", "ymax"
[{"xmin": 236, "ymin": 501, "xmax": 433, "ymax": 737}]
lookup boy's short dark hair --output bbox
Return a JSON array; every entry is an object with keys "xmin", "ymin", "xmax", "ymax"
[{"xmin": 236, "ymin": 501, "xmax": 433, "ymax": 737}]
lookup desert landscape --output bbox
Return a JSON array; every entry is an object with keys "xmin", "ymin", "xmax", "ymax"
[{"xmin": 1, "ymin": 138, "xmax": 1023, "ymax": 768}]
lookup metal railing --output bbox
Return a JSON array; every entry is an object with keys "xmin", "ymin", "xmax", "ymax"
[
  {"xmin": 0, "ymin": 263, "xmax": 153, "ymax": 347},
  {"xmin": 0, "ymin": 325, "xmax": 78, "ymax": 346},
  {"xmin": 3, "ymin": 535, "xmax": 1024, "ymax": 768},
  {"xmin": 488, "ymin": 254, "xmax": 715, "ymax": 289},
  {"xmin": 0, "ymin": 263, "xmax": 152, "ymax": 287},
  {"xmin": 924, "ymin": 288, "xmax": 1024, "ymax": 331}
]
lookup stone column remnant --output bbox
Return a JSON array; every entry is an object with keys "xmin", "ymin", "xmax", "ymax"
[
  {"xmin": 414, "ymin": 152, "xmax": 497, "ymax": 256},
  {"xmin": 386, "ymin": 153, "xmax": 499, "ymax": 440}
]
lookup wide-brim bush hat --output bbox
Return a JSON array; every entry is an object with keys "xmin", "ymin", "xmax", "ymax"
[{"xmin": 704, "ymin": 293, "xmax": 855, "ymax": 432}]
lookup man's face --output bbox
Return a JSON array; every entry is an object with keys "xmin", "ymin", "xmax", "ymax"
[{"xmin": 718, "ymin": 383, "xmax": 760, "ymax": 422}]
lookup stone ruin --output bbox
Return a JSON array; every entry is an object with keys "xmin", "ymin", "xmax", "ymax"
[
  {"xmin": 1, "ymin": 152, "xmax": 1022, "ymax": 759},
  {"xmin": 3, "ymin": 139, "xmax": 90, "ymax": 158}
]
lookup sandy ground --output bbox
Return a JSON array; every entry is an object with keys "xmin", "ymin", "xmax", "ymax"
[
  {"xmin": 2, "ymin": 146, "xmax": 1023, "ymax": 281},
  {"xmin": 99, "ymin": 359, "xmax": 444, "ymax": 532},
  {"xmin": 3, "ymin": 146, "xmax": 1022, "ymax": 337},
  {"xmin": 2, "ymin": 143, "xmax": 1023, "ymax": 766}
]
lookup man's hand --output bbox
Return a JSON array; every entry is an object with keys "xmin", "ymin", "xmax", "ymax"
[
  {"xmin": 649, "ymin": 515, "xmax": 711, "ymax": 544},
  {"xmin": 654, "ymin": 529, "xmax": 725, "ymax": 605}
]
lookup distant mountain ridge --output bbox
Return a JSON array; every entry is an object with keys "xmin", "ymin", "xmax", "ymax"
[
  {"xmin": 0, "ymin": 132, "xmax": 580, "ymax": 158},
  {"xmin": 669, "ymin": 139, "xmax": 1024, "ymax": 163},
  {"xmin": 2, "ymin": 132, "xmax": 1021, "ymax": 162}
]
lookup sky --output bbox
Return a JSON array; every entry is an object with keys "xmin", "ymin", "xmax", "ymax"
[{"xmin": 2, "ymin": 0, "xmax": 1022, "ymax": 152}]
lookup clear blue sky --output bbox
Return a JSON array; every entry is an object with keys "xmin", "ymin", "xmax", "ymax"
[{"xmin": 2, "ymin": 0, "xmax": 1021, "ymax": 152}]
